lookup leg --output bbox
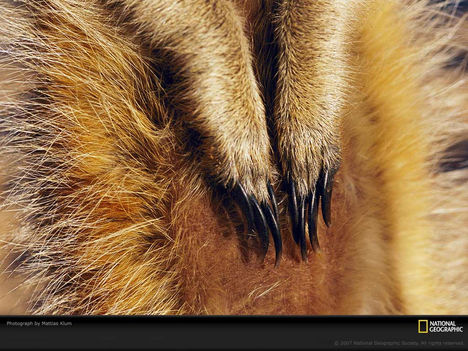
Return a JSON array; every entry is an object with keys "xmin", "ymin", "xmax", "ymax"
[
  {"xmin": 125, "ymin": 0, "xmax": 281, "ymax": 260},
  {"xmin": 273, "ymin": 0, "xmax": 353, "ymax": 258}
]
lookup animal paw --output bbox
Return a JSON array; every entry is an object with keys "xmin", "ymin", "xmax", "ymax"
[
  {"xmin": 272, "ymin": 0, "xmax": 348, "ymax": 261},
  {"xmin": 279, "ymin": 131, "xmax": 341, "ymax": 260}
]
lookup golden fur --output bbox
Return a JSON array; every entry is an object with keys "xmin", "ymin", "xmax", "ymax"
[
  {"xmin": 274, "ymin": 0, "xmax": 350, "ymax": 196},
  {"xmin": 0, "ymin": 0, "xmax": 466, "ymax": 314}
]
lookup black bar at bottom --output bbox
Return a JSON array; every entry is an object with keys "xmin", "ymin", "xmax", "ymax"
[{"xmin": 0, "ymin": 316, "xmax": 466, "ymax": 350}]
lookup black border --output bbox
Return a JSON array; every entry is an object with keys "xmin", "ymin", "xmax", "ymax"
[{"xmin": 0, "ymin": 315, "xmax": 466, "ymax": 350}]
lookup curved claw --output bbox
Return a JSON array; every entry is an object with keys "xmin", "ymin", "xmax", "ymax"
[
  {"xmin": 232, "ymin": 183, "xmax": 255, "ymax": 234},
  {"xmin": 317, "ymin": 169, "xmax": 326, "ymax": 197},
  {"xmin": 297, "ymin": 195, "xmax": 307, "ymax": 261},
  {"xmin": 261, "ymin": 202, "xmax": 282, "ymax": 266},
  {"xmin": 321, "ymin": 170, "xmax": 336, "ymax": 227},
  {"xmin": 250, "ymin": 195, "xmax": 269, "ymax": 259},
  {"xmin": 267, "ymin": 181, "xmax": 279, "ymax": 222},
  {"xmin": 307, "ymin": 189, "xmax": 319, "ymax": 250},
  {"xmin": 287, "ymin": 178, "xmax": 300, "ymax": 244}
]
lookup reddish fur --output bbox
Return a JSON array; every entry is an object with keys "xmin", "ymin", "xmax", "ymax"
[{"xmin": 0, "ymin": 0, "xmax": 466, "ymax": 314}]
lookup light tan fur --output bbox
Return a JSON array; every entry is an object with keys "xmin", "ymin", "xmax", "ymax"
[
  {"xmin": 273, "ymin": 0, "xmax": 352, "ymax": 196},
  {"xmin": 0, "ymin": 0, "xmax": 466, "ymax": 314}
]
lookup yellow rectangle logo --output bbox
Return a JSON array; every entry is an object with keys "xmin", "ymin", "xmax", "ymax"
[{"xmin": 418, "ymin": 320, "xmax": 428, "ymax": 333}]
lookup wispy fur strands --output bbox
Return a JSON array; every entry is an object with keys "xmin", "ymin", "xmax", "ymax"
[
  {"xmin": 0, "ymin": 0, "xmax": 467, "ymax": 314},
  {"xmin": 0, "ymin": 0, "xmax": 181, "ymax": 314}
]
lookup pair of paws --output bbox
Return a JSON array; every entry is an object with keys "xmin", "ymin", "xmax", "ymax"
[
  {"xmin": 230, "ymin": 166, "xmax": 338, "ymax": 266},
  {"xmin": 143, "ymin": 0, "xmax": 345, "ymax": 266}
]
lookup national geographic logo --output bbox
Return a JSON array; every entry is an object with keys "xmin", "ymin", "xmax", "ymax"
[{"xmin": 418, "ymin": 320, "xmax": 464, "ymax": 334}]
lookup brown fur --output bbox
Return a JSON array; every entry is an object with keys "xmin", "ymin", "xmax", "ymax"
[
  {"xmin": 121, "ymin": 0, "xmax": 274, "ymax": 201},
  {"xmin": 0, "ymin": 0, "xmax": 466, "ymax": 314},
  {"xmin": 273, "ymin": 0, "xmax": 352, "ymax": 196}
]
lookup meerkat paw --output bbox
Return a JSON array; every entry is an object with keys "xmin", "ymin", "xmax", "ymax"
[
  {"xmin": 278, "ymin": 127, "xmax": 341, "ymax": 260},
  {"xmin": 272, "ymin": 0, "xmax": 348, "ymax": 260},
  {"xmin": 210, "ymin": 135, "xmax": 282, "ymax": 262},
  {"xmin": 128, "ymin": 0, "xmax": 284, "ymax": 264}
]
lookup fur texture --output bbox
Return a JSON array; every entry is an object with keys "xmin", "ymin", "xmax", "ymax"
[
  {"xmin": 274, "ymin": 0, "xmax": 350, "ymax": 197},
  {"xmin": 0, "ymin": 0, "xmax": 466, "ymax": 314}
]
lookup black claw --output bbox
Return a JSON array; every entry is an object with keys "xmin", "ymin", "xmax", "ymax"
[
  {"xmin": 321, "ymin": 170, "xmax": 335, "ymax": 227},
  {"xmin": 287, "ymin": 178, "xmax": 300, "ymax": 244},
  {"xmin": 250, "ymin": 195, "xmax": 269, "ymax": 258},
  {"xmin": 267, "ymin": 181, "xmax": 279, "ymax": 222},
  {"xmin": 261, "ymin": 202, "xmax": 282, "ymax": 266},
  {"xmin": 232, "ymin": 183, "xmax": 255, "ymax": 234},
  {"xmin": 297, "ymin": 195, "xmax": 307, "ymax": 261},
  {"xmin": 307, "ymin": 189, "xmax": 319, "ymax": 250},
  {"xmin": 316, "ymin": 169, "xmax": 326, "ymax": 197}
]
